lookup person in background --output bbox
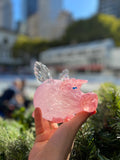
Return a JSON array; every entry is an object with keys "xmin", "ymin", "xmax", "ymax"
[{"xmin": 0, "ymin": 78, "xmax": 30, "ymax": 118}]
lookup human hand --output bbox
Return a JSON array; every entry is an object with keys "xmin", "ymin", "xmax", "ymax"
[{"xmin": 29, "ymin": 108, "xmax": 91, "ymax": 160}]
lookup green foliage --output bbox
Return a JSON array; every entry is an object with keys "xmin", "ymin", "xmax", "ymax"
[
  {"xmin": 12, "ymin": 106, "xmax": 35, "ymax": 130},
  {"xmin": 12, "ymin": 14, "xmax": 120, "ymax": 64},
  {"xmin": 0, "ymin": 83, "xmax": 120, "ymax": 159},
  {"xmin": 70, "ymin": 83, "xmax": 120, "ymax": 160},
  {"xmin": 0, "ymin": 106, "xmax": 35, "ymax": 159},
  {"xmin": 0, "ymin": 118, "xmax": 35, "ymax": 160},
  {"xmin": 12, "ymin": 35, "xmax": 68, "ymax": 64},
  {"xmin": 63, "ymin": 14, "xmax": 120, "ymax": 46}
]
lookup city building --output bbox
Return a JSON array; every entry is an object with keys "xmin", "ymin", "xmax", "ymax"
[
  {"xmin": 0, "ymin": 0, "xmax": 13, "ymax": 30},
  {"xmin": 0, "ymin": 28, "xmax": 21, "ymax": 65},
  {"xmin": 109, "ymin": 48, "xmax": 120, "ymax": 71},
  {"xmin": 21, "ymin": 0, "xmax": 38, "ymax": 21},
  {"xmin": 27, "ymin": 13, "xmax": 39, "ymax": 37},
  {"xmin": 40, "ymin": 39, "xmax": 114, "ymax": 72},
  {"xmin": 38, "ymin": 0, "xmax": 62, "ymax": 23},
  {"xmin": 26, "ymin": 0, "xmax": 72, "ymax": 40},
  {"xmin": 19, "ymin": 21, "xmax": 28, "ymax": 35},
  {"xmin": 26, "ymin": 0, "xmax": 38, "ymax": 17},
  {"xmin": 37, "ymin": 0, "xmax": 63, "ymax": 39},
  {"xmin": 51, "ymin": 11, "xmax": 73, "ymax": 39},
  {"xmin": 99, "ymin": 0, "xmax": 120, "ymax": 18},
  {"xmin": 21, "ymin": 0, "xmax": 61, "ymax": 22},
  {"xmin": 27, "ymin": 10, "xmax": 73, "ymax": 39}
]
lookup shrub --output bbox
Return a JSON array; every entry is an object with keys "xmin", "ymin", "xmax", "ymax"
[
  {"xmin": 70, "ymin": 83, "xmax": 120, "ymax": 160},
  {"xmin": 0, "ymin": 118, "xmax": 35, "ymax": 160},
  {"xmin": 0, "ymin": 83, "xmax": 120, "ymax": 160},
  {"xmin": 12, "ymin": 106, "xmax": 35, "ymax": 130}
]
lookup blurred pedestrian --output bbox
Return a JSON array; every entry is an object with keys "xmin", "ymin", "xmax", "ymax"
[{"xmin": 0, "ymin": 78, "xmax": 30, "ymax": 118}]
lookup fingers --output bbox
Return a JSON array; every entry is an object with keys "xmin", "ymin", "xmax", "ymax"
[
  {"xmin": 45, "ymin": 111, "xmax": 91, "ymax": 158},
  {"xmin": 49, "ymin": 122, "xmax": 58, "ymax": 129},
  {"xmin": 35, "ymin": 108, "xmax": 44, "ymax": 136}
]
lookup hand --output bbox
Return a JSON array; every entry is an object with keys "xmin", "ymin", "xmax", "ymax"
[{"xmin": 29, "ymin": 108, "xmax": 91, "ymax": 160}]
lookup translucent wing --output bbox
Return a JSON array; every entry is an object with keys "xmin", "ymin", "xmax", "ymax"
[
  {"xmin": 34, "ymin": 61, "xmax": 52, "ymax": 82},
  {"xmin": 59, "ymin": 69, "xmax": 69, "ymax": 80}
]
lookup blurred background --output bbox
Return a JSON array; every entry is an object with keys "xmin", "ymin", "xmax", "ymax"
[
  {"xmin": 1, "ymin": 1, "xmax": 120, "ymax": 159},
  {"xmin": 1, "ymin": 0, "xmax": 120, "ymax": 117}
]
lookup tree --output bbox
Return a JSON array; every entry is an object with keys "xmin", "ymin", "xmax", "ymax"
[
  {"xmin": 12, "ymin": 35, "xmax": 68, "ymax": 64},
  {"xmin": 63, "ymin": 14, "xmax": 120, "ymax": 46},
  {"xmin": 12, "ymin": 14, "xmax": 120, "ymax": 65}
]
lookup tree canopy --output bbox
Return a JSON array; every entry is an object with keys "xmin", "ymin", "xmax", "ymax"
[
  {"xmin": 12, "ymin": 14, "xmax": 120, "ymax": 63},
  {"xmin": 63, "ymin": 14, "xmax": 120, "ymax": 46},
  {"xmin": 12, "ymin": 35, "xmax": 68, "ymax": 63}
]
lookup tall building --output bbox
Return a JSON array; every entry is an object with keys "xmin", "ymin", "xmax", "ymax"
[
  {"xmin": 27, "ymin": 13, "xmax": 39, "ymax": 37},
  {"xmin": 99, "ymin": 0, "xmax": 120, "ymax": 18},
  {"xmin": 37, "ymin": 0, "xmax": 63, "ymax": 39},
  {"xmin": 27, "ymin": 10, "xmax": 73, "ymax": 39},
  {"xmin": 20, "ymin": 0, "xmax": 72, "ymax": 40},
  {"xmin": 51, "ymin": 11, "xmax": 73, "ymax": 39},
  {"xmin": 0, "ymin": 0, "xmax": 13, "ymax": 30},
  {"xmin": 0, "ymin": 28, "xmax": 19, "ymax": 65},
  {"xmin": 26, "ymin": 0, "xmax": 38, "ymax": 17},
  {"xmin": 18, "ymin": 0, "xmax": 38, "ymax": 32},
  {"xmin": 21, "ymin": 0, "xmax": 38, "ymax": 21}
]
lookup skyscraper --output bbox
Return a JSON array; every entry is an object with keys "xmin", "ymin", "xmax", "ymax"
[
  {"xmin": 26, "ymin": 0, "xmax": 38, "ymax": 17},
  {"xmin": 21, "ymin": 0, "xmax": 38, "ymax": 21},
  {"xmin": 99, "ymin": 0, "xmax": 120, "ymax": 18},
  {"xmin": 20, "ymin": 0, "xmax": 71, "ymax": 40},
  {"xmin": 38, "ymin": 0, "xmax": 63, "ymax": 39},
  {"xmin": 0, "ymin": 0, "xmax": 12, "ymax": 30}
]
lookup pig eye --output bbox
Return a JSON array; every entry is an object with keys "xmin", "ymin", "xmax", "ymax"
[{"xmin": 72, "ymin": 87, "xmax": 77, "ymax": 89}]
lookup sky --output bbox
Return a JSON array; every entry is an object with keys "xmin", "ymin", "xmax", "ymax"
[
  {"xmin": 11, "ymin": 0, "xmax": 99, "ymax": 21},
  {"xmin": 63, "ymin": 0, "xmax": 99, "ymax": 19}
]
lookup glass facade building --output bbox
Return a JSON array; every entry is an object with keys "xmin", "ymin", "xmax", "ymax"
[
  {"xmin": 21, "ymin": 0, "xmax": 38, "ymax": 21},
  {"xmin": 26, "ymin": 0, "xmax": 38, "ymax": 17},
  {"xmin": 99, "ymin": 0, "xmax": 120, "ymax": 18},
  {"xmin": 0, "ymin": 0, "xmax": 12, "ymax": 30},
  {"xmin": 38, "ymin": 0, "xmax": 63, "ymax": 39}
]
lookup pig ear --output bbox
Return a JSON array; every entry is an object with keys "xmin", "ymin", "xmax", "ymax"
[
  {"xmin": 59, "ymin": 69, "xmax": 69, "ymax": 80},
  {"xmin": 34, "ymin": 61, "xmax": 52, "ymax": 83}
]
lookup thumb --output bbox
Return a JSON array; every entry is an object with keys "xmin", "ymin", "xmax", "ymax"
[{"xmin": 45, "ymin": 111, "xmax": 91, "ymax": 159}]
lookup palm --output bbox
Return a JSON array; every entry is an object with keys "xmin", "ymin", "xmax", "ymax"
[{"xmin": 29, "ymin": 108, "xmax": 91, "ymax": 160}]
